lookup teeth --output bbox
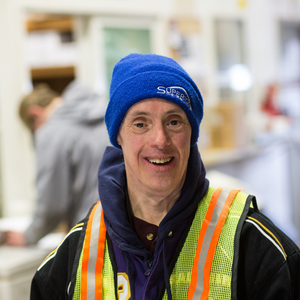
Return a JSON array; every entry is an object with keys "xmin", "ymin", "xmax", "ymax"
[{"xmin": 147, "ymin": 157, "xmax": 172, "ymax": 164}]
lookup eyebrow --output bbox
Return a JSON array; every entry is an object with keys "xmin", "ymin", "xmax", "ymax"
[{"xmin": 129, "ymin": 111, "xmax": 150, "ymax": 117}]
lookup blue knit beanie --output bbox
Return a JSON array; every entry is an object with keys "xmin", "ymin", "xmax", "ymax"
[{"xmin": 105, "ymin": 53, "xmax": 204, "ymax": 149}]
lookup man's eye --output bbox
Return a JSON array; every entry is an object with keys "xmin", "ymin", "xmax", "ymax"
[
  {"xmin": 170, "ymin": 120, "xmax": 179, "ymax": 126},
  {"xmin": 135, "ymin": 123, "xmax": 144, "ymax": 128}
]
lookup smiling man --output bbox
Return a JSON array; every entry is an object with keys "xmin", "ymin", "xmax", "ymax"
[
  {"xmin": 117, "ymin": 98, "xmax": 192, "ymax": 226},
  {"xmin": 31, "ymin": 54, "xmax": 300, "ymax": 300}
]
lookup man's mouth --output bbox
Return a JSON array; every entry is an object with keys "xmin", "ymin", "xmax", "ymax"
[{"xmin": 146, "ymin": 157, "xmax": 173, "ymax": 165}]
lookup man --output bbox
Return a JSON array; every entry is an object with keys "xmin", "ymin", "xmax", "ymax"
[
  {"xmin": 30, "ymin": 54, "xmax": 300, "ymax": 299},
  {"xmin": 5, "ymin": 81, "xmax": 110, "ymax": 246}
]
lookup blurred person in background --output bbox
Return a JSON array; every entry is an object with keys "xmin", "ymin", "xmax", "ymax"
[
  {"xmin": 30, "ymin": 54, "xmax": 300, "ymax": 300},
  {"xmin": 5, "ymin": 80, "xmax": 110, "ymax": 246}
]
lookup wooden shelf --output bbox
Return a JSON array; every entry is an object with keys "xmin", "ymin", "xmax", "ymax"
[
  {"xmin": 31, "ymin": 66, "xmax": 75, "ymax": 80},
  {"xmin": 201, "ymin": 145, "xmax": 260, "ymax": 167},
  {"xmin": 26, "ymin": 17, "xmax": 74, "ymax": 32},
  {"xmin": 26, "ymin": 15, "xmax": 76, "ymax": 93}
]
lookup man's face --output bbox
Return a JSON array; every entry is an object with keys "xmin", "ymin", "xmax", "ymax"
[{"xmin": 117, "ymin": 98, "xmax": 192, "ymax": 198}]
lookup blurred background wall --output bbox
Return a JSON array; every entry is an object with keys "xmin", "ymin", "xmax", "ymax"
[{"xmin": 1, "ymin": 0, "xmax": 300, "ymax": 242}]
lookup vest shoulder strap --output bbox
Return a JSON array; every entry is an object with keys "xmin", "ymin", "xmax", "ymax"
[
  {"xmin": 72, "ymin": 201, "xmax": 110, "ymax": 300},
  {"xmin": 162, "ymin": 187, "xmax": 249, "ymax": 300}
]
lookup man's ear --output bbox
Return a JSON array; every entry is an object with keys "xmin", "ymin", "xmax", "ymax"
[
  {"xmin": 28, "ymin": 105, "xmax": 44, "ymax": 118},
  {"xmin": 117, "ymin": 133, "xmax": 122, "ymax": 146},
  {"xmin": 28, "ymin": 105, "xmax": 46, "ymax": 131}
]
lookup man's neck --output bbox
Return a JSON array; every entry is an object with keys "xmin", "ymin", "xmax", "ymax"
[{"xmin": 127, "ymin": 184, "xmax": 182, "ymax": 226}]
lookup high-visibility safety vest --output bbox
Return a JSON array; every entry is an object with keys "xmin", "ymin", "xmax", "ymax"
[{"xmin": 72, "ymin": 187, "xmax": 250, "ymax": 300}]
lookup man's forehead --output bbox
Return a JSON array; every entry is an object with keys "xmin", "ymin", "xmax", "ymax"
[{"xmin": 125, "ymin": 98, "xmax": 185, "ymax": 117}]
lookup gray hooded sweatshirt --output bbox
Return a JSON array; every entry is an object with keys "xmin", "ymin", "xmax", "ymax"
[{"xmin": 24, "ymin": 81, "xmax": 110, "ymax": 244}]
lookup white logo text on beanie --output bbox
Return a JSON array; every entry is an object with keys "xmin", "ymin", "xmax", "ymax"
[{"xmin": 157, "ymin": 86, "xmax": 192, "ymax": 110}]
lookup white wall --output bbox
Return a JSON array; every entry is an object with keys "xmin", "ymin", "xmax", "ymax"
[
  {"xmin": 1, "ymin": 0, "xmax": 300, "ymax": 218},
  {"xmin": 0, "ymin": 1, "xmax": 35, "ymax": 217}
]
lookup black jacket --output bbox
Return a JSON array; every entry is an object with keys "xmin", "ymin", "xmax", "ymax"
[{"xmin": 30, "ymin": 199, "xmax": 300, "ymax": 300}]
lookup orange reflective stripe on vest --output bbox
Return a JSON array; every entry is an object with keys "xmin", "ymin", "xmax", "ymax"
[
  {"xmin": 81, "ymin": 201, "xmax": 106, "ymax": 300},
  {"xmin": 188, "ymin": 188, "xmax": 240, "ymax": 300}
]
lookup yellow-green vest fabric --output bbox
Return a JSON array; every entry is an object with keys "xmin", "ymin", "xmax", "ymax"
[
  {"xmin": 73, "ymin": 187, "xmax": 249, "ymax": 300},
  {"xmin": 162, "ymin": 187, "xmax": 248, "ymax": 300}
]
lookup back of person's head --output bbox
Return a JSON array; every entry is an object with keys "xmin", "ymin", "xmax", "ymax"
[{"xmin": 19, "ymin": 84, "xmax": 60, "ymax": 130}]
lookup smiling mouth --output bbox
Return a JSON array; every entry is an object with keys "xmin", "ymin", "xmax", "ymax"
[{"xmin": 146, "ymin": 157, "xmax": 173, "ymax": 165}]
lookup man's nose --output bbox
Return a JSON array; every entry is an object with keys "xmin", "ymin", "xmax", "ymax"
[{"xmin": 149, "ymin": 125, "xmax": 171, "ymax": 149}]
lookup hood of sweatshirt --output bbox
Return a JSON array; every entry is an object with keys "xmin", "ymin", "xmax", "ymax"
[
  {"xmin": 51, "ymin": 80, "xmax": 107, "ymax": 124},
  {"xmin": 98, "ymin": 144, "xmax": 209, "ymax": 261}
]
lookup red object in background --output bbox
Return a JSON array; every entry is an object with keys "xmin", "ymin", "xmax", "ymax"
[{"xmin": 261, "ymin": 84, "xmax": 281, "ymax": 116}]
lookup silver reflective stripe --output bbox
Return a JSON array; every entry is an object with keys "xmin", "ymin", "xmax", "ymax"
[
  {"xmin": 192, "ymin": 188, "xmax": 230, "ymax": 300},
  {"xmin": 86, "ymin": 203, "xmax": 102, "ymax": 300}
]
